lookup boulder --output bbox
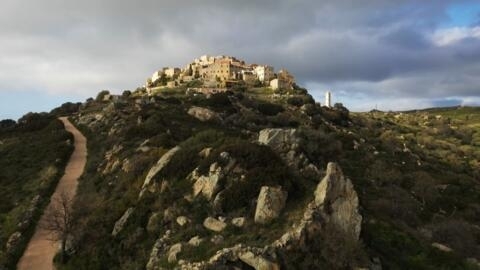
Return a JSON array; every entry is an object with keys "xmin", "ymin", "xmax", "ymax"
[
  {"xmin": 258, "ymin": 128, "xmax": 299, "ymax": 152},
  {"xmin": 146, "ymin": 212, "xmax": 162, "ymax": 233},
  {"xmin": 168, "ymin": 243, "xmax": 184, "ymax": 263},
  {"xmin": 121, "ymin": 158, "xmax": 133, "ymax": 173},
  {"xmin": 176, "ymin": 216, "xmax": 191, "ymax": 227},
  {"xmin": 239, "ymin": 251, "xmax": 280, "ymax": 270},
  {"xmin": 163, "ymin": 206, "xmax": 179, "ymax": 224},
  {"xmin": 188, "ymin": 106, "xmax": 221, "ymax": 122},
  {"xmin": 112, "ymin": 207, "xmax": 134, "ymax": 237},
  {"xmin": 314, "ymin": 162, "xmax": 362, "ymax": 240},
  {"xmin": 192, "ymin": 162, "xmax": 223, "ymax": 201},
  {"xmin": 254, "ymin": 186, "xmax": 287, "ymax": 224},
  {"xmin": 210, "ymin": 235, "xmax": 224, "ymax": 245},
  {"xmin": 231, "ymin": 217, "xmax": 246, "ymax": 228},
  {"xmin": 212, "ymin": 190, "xmax": 225, "ymax": 214},
  {"xmin": 188, "ymin": 236, "xmax": 204, "ymax": 247},
  {"xmin": 258, "ymin": 128, "xmax": 319, "ymax": 177},
  {"xmin": 139, "ymin": 146, "xmax": 181, "ymax": 198},
  {"xmin": 203, "ymin": 217, "xmax": 227, "ymax": 232},
  {"xmin": 431, "ymin": 242, "xmax": 453, "ymax": 252},
  {"xmin": 198, "ymin": 147, "xmax": 213, "ymax": 158},
  {"xmin": 6, "ymin": 231, "xmax": 22, "ymax": 254}
]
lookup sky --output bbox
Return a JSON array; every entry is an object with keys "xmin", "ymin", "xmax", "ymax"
[{"xmin": 1, "ymin": 0, "xmax": 480, "ymax": 120}]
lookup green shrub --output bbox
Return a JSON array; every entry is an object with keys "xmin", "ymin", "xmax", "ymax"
[
  {"xmin": 256, "ymin": 101, "xmax": 284, "ymax": 116},
  {"xmin": 95, "ymin": 90, "xmax": 110, "ymax": 102}
]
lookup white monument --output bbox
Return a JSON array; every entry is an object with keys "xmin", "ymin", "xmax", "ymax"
[{"xmin": 325, "ymin": 91, "xmax": 332, "ymax": 108}]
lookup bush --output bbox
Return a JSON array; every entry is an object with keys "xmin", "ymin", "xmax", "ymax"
[
  {"xmin": 431, "ymin": 219, "xmax": 479, "ymax": 257},
  {"xmin": 121, "ymin": 90, "xmax": 132, "ymax": 98},
  {"xmin": 287, "ymin": 97, "xmax": 304, "ymax": 107},
  {"xmin": 17, "ymin": 112, "xmax": 55, "ymax": 132},
  {"xmin": 191, "ymin": 93, "xmax": 232, "ymax": 110},
  {"xmin": 95, "ymin": 90, "xmax": 110, "ymax": 102},
  {"xmin": 298, "ymin": 128, "xmax": 342, "ymax": 166},
  {"xmin": 0, "ymin": 119, "xmax": 16, "ymax": 130},
  {"xmin": 51, "ymin": 102, "xmax": 81, "ymax": 116},
  {"xmin": 256, "ymin": 101, "xmax": 284, "ymax": 116}
]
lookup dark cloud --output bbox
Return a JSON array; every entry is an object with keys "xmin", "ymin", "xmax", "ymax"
[{"xmin": 0, "ymin": 0, "xmax": 479, "ymax": 112}]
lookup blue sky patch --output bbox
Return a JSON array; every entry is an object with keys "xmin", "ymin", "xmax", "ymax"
[{"xmin": 443, "ymin": 2, "xmax": 480, "ymax": 28}]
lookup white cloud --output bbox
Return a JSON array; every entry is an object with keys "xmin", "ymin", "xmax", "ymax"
[
  {"xmin": 432, "ymin": 26, "xmax": 480, "ymax": 46},
  {"xmin": 0, "ymin": 0, "xmax": 479, "ymax": 117}
]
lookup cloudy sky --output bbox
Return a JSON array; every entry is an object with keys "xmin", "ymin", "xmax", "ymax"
[{"xmin": 1, "ymin": 0, "xmax": 480, "ymax": 120}]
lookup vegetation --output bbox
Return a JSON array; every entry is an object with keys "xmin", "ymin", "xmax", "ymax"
[
  {"xmin": 5, "ymin": 85, "xmax": 480, "ymax": 270},
  {"xmin": 0, "ymin": 113, "xmax": 73, "ymax": 268}
]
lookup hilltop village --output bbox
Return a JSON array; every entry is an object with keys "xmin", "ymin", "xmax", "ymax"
[{"xmin": 145, "ymin": 55, "xmax": 296, "ymax": 94}]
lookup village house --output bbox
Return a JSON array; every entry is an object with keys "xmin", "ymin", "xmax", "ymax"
[
  {"xmin": 253, "ymin": 65, "xmax": 274, "ymax": 83},
  {"xmin": 145, "ymin": 54, "xmax": 297, "ymax": 94},
  {"xmin": 241, "ymin": 70, "xmax": 257, "ymax": 85},
  {"xmin": 164, "ymin": 67, "xmax": 181, "ymax": 78},
  {"xmin": 151, "ymin": 70, "xmax": 164, "ymax": 83},
  {"xmin": 201, "ymin": 57, "xmax": 247, "ymax": 82}
]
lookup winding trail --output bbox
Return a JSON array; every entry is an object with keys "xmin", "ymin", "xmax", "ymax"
[{"xmin": 17, "ymin": 117, "xmax": 87, "ymax": 270}]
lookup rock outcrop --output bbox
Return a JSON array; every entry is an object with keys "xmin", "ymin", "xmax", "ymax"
[
  {"xmin": 168, "ymin": 243, "xmax": 184, "ymax": 263},
  {"xmin": 258, "ymin": 128, "xmax": 320, "ymax": 178},
  {"xmin": 146, "ymin": 230, "xmax": 172, "ymax": 270},
  {"xmin": 258, "ymin": 128, "xmax": 300, "ymax": 154},
  {"xmin": 139, "ymin": 146, "xmax": 181, "ymax": 198},
  {"xmin": 239, "ymin": 251, "xmax": 280, "ymax": 270},
  {"xmin": 102, "ymin": 144, "xmax": 123, "ymax": 175},
  {"xmin": 203, "ymin": 217, "xmax": 227, "ymax": 232},
  {"xmin": 431, "ymin": 242, "xmax": 453, "ymax": 253},
  {"xmin": 191, "ymin": 152, "xmax": 236, "ymax": 201},
  {"xmin": 314, "ymin": 162, "xmax": 362, "ymax": 240},
  {"xmin": 188, "ymin": 106, "xmax": 221, "ymax": 122},
  {"xmin": 112, "ymin": 207, "xmax": 134, "ymax": 237},
  {"xmin": 147, "ymin": 162, "xmax": 362, "ymax": 269},
  {"xmin": 192, "ymin": 163, "xmax": 223, "ymax": 201},
  {"xmin": 254, "ymin": 186, "xmax": 288, "ymax": 224},
  {"xmin": 6, "ymin": 231, "xmax": 22, "ymax": 254},
  {"xmin": 179, "ymin": 245, "xmax": 279, "ymax": 270}
]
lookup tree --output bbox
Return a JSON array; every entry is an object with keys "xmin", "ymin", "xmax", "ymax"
[
  {"xmin": 40, "ymin": 191, "xmax": 75, "ymax": 263},
  {"xmin": 0, "ymin": 119, "xmax": 16, "ymax": 129}
]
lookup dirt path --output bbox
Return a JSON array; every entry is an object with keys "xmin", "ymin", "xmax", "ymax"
[{"xmin": 17, "ymin": 117, "xmax": 87, "ymax": 270}]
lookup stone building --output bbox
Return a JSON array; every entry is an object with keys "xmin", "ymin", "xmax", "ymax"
[
  {"xmin": 151, "ymin": 70, "xmax": 164, "ymax": 83},
  {"xmin": 270, "ymin": 78, "xmax": 290, "ymax": 90},
  {"xmin": 164, "ymin": 67, "xmax": 180, "ymax": 78},
  {"xmin": 145, "ymin": 54, "xmax": 297, "ymax": 93},
  {"xmin": 241, "ymin": 70, "xmax": 257, "ymax": 85},
  {"xmin": 253, "ymin": 65, "xmax": 274, "ymax": 83},
  {"xmin": 201, "ymin": 58, "xmax": 246, "ymax": 81},
  {"xmin": 277, "ymin": 69, "xmax": 295, "ymax": 88}
]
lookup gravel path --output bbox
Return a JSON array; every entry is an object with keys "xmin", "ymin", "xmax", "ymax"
[{"xmin": 17, "ymin": 117, "xmax": 87, "ymax": 270}]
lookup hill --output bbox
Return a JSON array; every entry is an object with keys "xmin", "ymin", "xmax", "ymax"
[
  {"xmin": 1, "ymin": 59, "xmax": 479, "ymax": 269},
  {"xmin": 31, "ymin": 84, "xmax": 478, "ymax": 269}
]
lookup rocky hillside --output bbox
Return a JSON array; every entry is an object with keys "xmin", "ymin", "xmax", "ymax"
[
  {"xmin": 30, "ymin": 86, "xmax": 480, "ymax": 269},
  {"xmin": 0, "ymin": 114, "xmax": 73, "ymax": 269}
]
